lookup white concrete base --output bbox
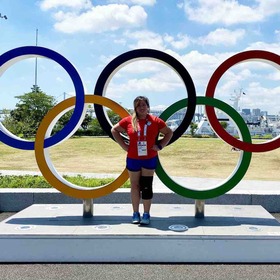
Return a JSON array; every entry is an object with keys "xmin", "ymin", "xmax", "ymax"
[{"xmin": 1, "ymin": 204, "xmax": 280, "ymax": 263}]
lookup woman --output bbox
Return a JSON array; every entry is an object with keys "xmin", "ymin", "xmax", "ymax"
[{"xmin": 111, "ymin": 96, "xmax": 173, "ymax": 225}]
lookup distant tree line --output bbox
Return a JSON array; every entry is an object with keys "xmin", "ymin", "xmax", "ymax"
[{"xmin": 2, "ymin": 85, "xmax": 123, "ymax": 139}]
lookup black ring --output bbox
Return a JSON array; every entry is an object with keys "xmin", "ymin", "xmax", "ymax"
[{"xmin": 94, "ymin": 48, "xmax": 196, "ymax": 145}]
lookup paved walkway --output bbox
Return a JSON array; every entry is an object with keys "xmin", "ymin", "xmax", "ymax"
[
  {"xmin": 1, "ymin": 172, "xmax": 280, "ymax": 274},
  {"xmin": 1, "ymin": 212, "xmax": 280, "ymax": 279}
]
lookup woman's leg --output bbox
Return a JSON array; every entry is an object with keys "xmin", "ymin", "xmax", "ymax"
[
  {"xmin": 128, "ymin": 170, "xmax": 141, "ymax": 213},
  {"xmin": 141, "ymin": 168, "xmax": 155, "ymax": 214}
]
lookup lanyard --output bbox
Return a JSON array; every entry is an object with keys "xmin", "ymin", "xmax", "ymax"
[{"xmin": 137, "ymin": 120, "xmax": 148, "ymax": 140}]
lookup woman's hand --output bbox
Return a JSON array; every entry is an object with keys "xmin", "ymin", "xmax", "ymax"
[
  {"xmin": 152, "ymin": 144, "xmax": 162, "ymax": 151},
  {"xmin": 123, "ymin": 143, "xmax": 129, "ymax": 152}
]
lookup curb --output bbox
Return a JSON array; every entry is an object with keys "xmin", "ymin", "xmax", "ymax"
[{"xmin": 1, "ymin": 188, "xmax": 280, "ymax": 212}]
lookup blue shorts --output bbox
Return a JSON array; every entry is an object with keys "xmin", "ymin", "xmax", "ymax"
[{"xmin": 126, "ymin": 156, "xmax": 158, "ymax": 172}]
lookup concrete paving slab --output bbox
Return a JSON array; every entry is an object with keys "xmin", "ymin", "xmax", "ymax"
[{"xmin": 0, "ymin": 204, "xmax": 280, "ymax": 263}]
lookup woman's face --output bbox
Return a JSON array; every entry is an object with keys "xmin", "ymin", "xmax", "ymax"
[{"xmin": 135, "ymin": 100, "xmax": 149, "ymax": 119}]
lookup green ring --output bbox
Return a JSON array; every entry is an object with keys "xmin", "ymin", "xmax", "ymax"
[{"xmin": 156, "ymin": 96, "xmax": 252, "ymax": 199}]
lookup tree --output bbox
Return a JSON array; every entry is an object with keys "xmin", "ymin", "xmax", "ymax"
[
  {"xmin": 3, "ymin": 85, "xmax": 56, "ymax": 138},
  {"xmin": 220, "ymin": 121, "xmax": 228, "ymax": 130},
  {"xmin": 3, "ymin": 88, "xmax": 127, "ymax": 138},
  {"xmin": 86, "ymin": 109, "xmax": 123, "ymax": 136},
  {"xmin": 51, "ymin": 106, "xmax": 93, "ymax": 136},
  {"xmin": 190, "ymin": 122, "xmax": 198, "ymax": 136},
  {"xmin": 88, "ymin": 118, "xmax": 107, "ymax": 136},
  {"xmin": 107, "ymin": 109, "xmax": 122, "ymax": 125}
]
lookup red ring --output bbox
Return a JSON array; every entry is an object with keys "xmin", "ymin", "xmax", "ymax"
[{"xmin": 205, "ymin": 50, "xmax": 280, "ymax": 152}]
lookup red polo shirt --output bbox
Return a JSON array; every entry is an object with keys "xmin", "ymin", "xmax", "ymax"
[{"xmin": 119, "ymin": 114, "xmax": 166, "ymax": 159}]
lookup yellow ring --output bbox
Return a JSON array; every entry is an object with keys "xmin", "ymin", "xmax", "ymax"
[{"xmin": 35, "ymin": 95, "xmax": 129, "ymax": 199}]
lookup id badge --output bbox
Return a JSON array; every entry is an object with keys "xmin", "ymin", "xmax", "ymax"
[{"xmin": 137, "ymin": 141, "xmax": 148, "ymax": 156}]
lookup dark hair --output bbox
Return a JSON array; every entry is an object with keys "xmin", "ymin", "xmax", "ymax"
[
  {"xmin": 132, "ymin": 96, "xmax": 150, "ymax": 131},
  {"xmin": 133, "ymin": 96, "xmax": 150, "ymax": 110}
]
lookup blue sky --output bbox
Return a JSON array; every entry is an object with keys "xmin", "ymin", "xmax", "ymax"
[{"xmin": 0, "ymin": 0, "xmax": 280, "ymax": 115}]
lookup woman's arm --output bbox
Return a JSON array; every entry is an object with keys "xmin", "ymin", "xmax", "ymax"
[
  {"xmin": 111, "ymin": 123, "xmax": 129, "ymax": 152},
  {"xmin": 152, "ymin": 126, "xmax": 173, "ymax": 151}
]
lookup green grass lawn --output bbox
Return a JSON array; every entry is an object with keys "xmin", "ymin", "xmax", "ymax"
[
  {"xmin": 0, "ymin": 136, "xmax": 279, "ymax": 189},
  {"xmin": 0, "ymin": 174, "xmax": 131, "ymax": 189}
]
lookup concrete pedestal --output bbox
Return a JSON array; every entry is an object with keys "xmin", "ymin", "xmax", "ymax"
[{"xmin": 0, "ymin": 204, "xmax": 280, "ymax": 263}]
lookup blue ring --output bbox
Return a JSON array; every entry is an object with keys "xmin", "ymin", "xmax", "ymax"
[{"xmin": 0, "ymin": 46, "xmax": 85, "ymax": 150}]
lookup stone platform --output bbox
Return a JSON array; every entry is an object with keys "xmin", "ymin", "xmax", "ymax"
[{"xmin": 0, "ymin": 204, "xmax": 280, "ymax": 263}]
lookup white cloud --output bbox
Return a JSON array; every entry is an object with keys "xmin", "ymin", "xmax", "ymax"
[
  {"xmin": 107, "ymin": 0, "xmax": 156, "ymax": 6},
  {"xmin": 183, "ymin": 0, "xmax": 264, "ymax": 25},
  {"xmin": 125, "ymin": 30, "xmax": 165, "ymax": 49},
  {"xmin": 55, "ymin": 76, "xmax": 64, "ymax": 83},
  {"xmin": 52, "ymin": 4, "xmax": 147, "ymax": 33},
  {"xmin": 118, "ymin": 60, "xmax": 165, "ymax": 74},
  {"xmin": 268, "ymin": 71, "xmax": 280, "ymax": 81},
  {"xmin": 179, "ymin": 50, "xmax": 232, "ymax": 88},
  {"xmin": 177, "ymin": 2, "xmax": 184, "ymax": 9},
  {"xmin": 115, "ymin": 77, "xmax": 176, "ymax": 92},
  {"xmin": 106, "ymin": 72, "xmax": 184, "ymax": 100},
  {"xmin": 239, "ymin": 82, "xmax": 280, "ymax": 111},
  {"xmin": 126, "ymin": 27, "xmax": 243, "ymax": 51},
  {"xmin": 197, "ymin": 28, "xmax": 245, "ymax": 46},
  {"xmin": 113, "ymin": 38, "xmax": 127, "ymax": 45},
  {"xmin": 257, "ymin": 0, "xmax": 280, "ymax": 16},
  {"xmin": 40, "ymin": 0, "xmax": 92, "ymax": 11},
  {"xmin": 274, "ymin": 30, "xmax": 280, "ymax": 42},
  {"xmin": 245, "ymin": 41, "xmax": 280, "ymax": 56},
  {"xmin": 164, "ymin": 33, "xmax": 190, "ymax": 49}
]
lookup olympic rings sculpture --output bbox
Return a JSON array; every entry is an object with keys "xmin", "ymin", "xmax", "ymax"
[{"xmin": 0, "ymin": 46, "xmax": 279, "ymax": 200}]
